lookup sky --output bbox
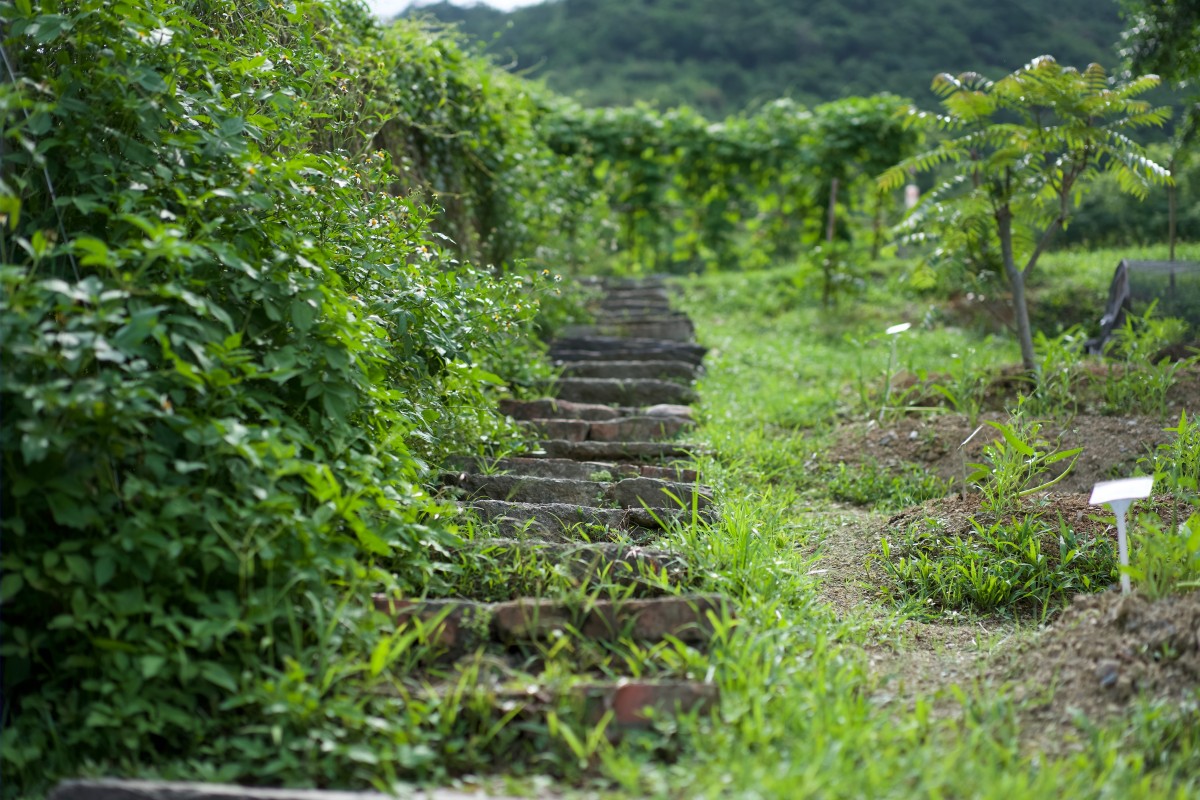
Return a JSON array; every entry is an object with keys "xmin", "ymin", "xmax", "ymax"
[{"xmin": 367, "ymin": 0, "xmax": 544, "ymax": 18}]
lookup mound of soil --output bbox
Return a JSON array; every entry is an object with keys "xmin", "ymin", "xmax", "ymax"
[
  {"xmin": 886, "ymin": 362, "xmax": 1199, "ymax": 418},
  {"xmin": 1006, "ymin": 590, "xmax": 1200, "ymax": 725},
  {"xmin": 828, "ymin": 413, "xmax": 1176, "ymax": 494}
]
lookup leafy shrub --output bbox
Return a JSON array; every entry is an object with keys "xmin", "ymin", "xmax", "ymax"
[
  {"xmin": 0, "ymin": 0, "xmax": 564, "ymax": 791},
  {"xmin": 1128, "ymin": 510, "xmax": 1200, "ymax": 601},
  {"xmin": 967, "ymin": 403, "xmax": 1080, "ymax": 515},
  {"xmin": 875, "ymin": 515, "xmax": 1116, "ymax": 619}
]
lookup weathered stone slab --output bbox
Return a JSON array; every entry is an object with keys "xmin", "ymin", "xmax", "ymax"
[
  {"xmin": 464, "ymin": 539, "xmax": 690, "ymax": 585},
  {"xmin": 445, "ymin": 456, "xmax": 636, "ymax": 481},
  {"xmin": 463, "ymin": 500, "xmax": 640, "ymax": 540},
  {"xmin": 550, "ymin": 336, "xmax": 707, "ymax": 359},
  {"xmin": 642, "ymin": 403, "xmax": 694, "ymax": 419},
  {"xmin": 551, "ymin": 348, "xmax": 704, "ymax": 366},
  {"xmin": 463, "ymin": 500, "xmax": 699, "ymax": 539},
  {"xmin": 590, "ymin": 311, "xmax": 691, "ymax": 325},
  {"xmin": 636, "ymin": 464, "xmax": 700, "ymax": 483},
  {"xmin": 498, "ymin": 398, "xmax": 619, "ymax": 421},
  {"xmin": 561, "ymin": 320, "xmax": 694, "ymax": 342},
  {"xmin": 559, "ymin": 360, "xmax": 698, "ymax": 381},
  {"xmin": 552, "ymin": 378, "xmax": 698, "ymax": 406},
  {"xmin": 444, "ymin": 474, "xmax": 605, "ymax": 506},
  {"xmin": 588, "ymin": 415, "xmax": 693, "ymax": 442},
  {"xmin": 606, "ymin": 477, "xmax": 712, "ymax": 510},
  {"xmin": 520, "ymin": 418, "xmax": 590, "ymax": 442},
  {"xmin": 540, "ymin": 440, "xmax": 701, "ymax": 461}
]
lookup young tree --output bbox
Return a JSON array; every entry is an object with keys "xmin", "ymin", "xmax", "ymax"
[{"xmin": 880, "ymin": 57, "xmax": 1170, "ymax": 371}]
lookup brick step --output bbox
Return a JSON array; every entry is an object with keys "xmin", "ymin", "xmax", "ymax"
[
  {"xmin": 499, "ymin": 398, "xmax": 695, "ymax": 422},
  {"xmin": 521, "ymin": 414, "xmax": 693, "ymax": 443},
  {"xmin": 402, "ymin": 679, "xmax": 718, "ymax": 732},
  {"xmin": 559, "ymin": 360, "xmax": 699, "ymax": 381},
  {"xmin": 444, "ymin": 473, "xmax": 712, "ymax": 509},
  {"xmin": 589, "ymin": 310, "xmax": 690, "ymax": 324},
  {"xmin": 594, "ymin": 301, "xmax": 675, "ymax": 314},
  {"xmin": 374, "ymin": 594, "xmax": 731, "ymax": 649},
  {"xmin": 445, "ymin": 456, "xmax": 699, "ymax": 484},
  {"xmin": 550, "ymin": 335, "xmax": 707, "ymax": 359},
  {"xmin": 551, "ymin": 348, "xmax": 702, "ymax": 366},
  {"xmin": 499, "ymin": 397, "xmax": 618, "ymax": 421},
  {"xmin": 538, "ymin": 440, "xmax": 703, "ymax": 462},
  {"xmin": 462, "ymin": 499, "xmax": 714, "ymax": 540},
  {"xmin": 551, "ymin": 377, "xmax": 698, "ymax": 406},
  {"xmin": 581, "ymin": 276, "xmax": 669, "ymax": 291},
  {"xmin": 561, "ymin": 320, "xmax": 694, "ymax": 342},
  {"xmin": 462, "ymin": 539, "xmax": 690, "ymax": 587}
]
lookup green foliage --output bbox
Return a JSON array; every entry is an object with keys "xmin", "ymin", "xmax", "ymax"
[
  {"xmin": 1128, "ymin": 510, "xmax": 1200, "ymax": 600},
  {"xmin": 411, "ymin": 0, "xmax": 1125, "ymax": 118},
  {"xmin": 876, "ymin": 514, "xmax": 1117, "ymax": 618},
  {"xmin": 0, "ymin": 0, "xmax": 571, "ymax": 792},
  {"xmin": 544, "ymin": 94, "xmax": 919, "ymax": 274},
  {"xmin": 883, "ymin": 57, "xmax": 1171, "ymax": 369},
  {"xmin": 968, "ymin": 403, "xmax": 1082, "ymax": 514}
]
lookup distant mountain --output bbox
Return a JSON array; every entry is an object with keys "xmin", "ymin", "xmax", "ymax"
[{"xmin": 406, "ymin": 0, "xmax": 1125, "ymax": 115}]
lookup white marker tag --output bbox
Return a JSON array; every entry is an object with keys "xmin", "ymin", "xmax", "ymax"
[
  {"xmin": 1089, "ymin": 477, "xmax": 1154, "ymax": 506},
  {"xmin": 886, "ymin": 322, "xmax": 912, "ymax": 335}
]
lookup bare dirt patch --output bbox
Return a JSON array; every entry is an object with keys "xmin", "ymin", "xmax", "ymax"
[
  {"xmin": 999, "ymin": 590, "xmax": 1200, "ymax": 744},
  {"xmin": 827, "ymin": 412, "xmax": 1176, "ymax": 494}
]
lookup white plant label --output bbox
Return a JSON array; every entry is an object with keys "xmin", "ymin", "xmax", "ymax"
[
  {"xmin": 1089, "ymin": 477, "xmax": 1154, "ymax": 595},
  {"xmin": 885, "ymin": 322, "xmax": 912, "ymax": 335}
]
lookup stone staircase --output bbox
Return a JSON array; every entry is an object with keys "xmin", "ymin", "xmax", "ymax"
[
  {"xmin": 377, "ymin": 275, "xmax": 728, "ymax": 732},
  {"xmin": 54, "ymin": 278, "xmax": 725, "ymax": 800}
]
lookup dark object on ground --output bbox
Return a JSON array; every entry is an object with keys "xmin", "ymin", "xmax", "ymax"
[{"xmin": 1087, "ymin": 260, "xmax": 1200, "ymax": 354}]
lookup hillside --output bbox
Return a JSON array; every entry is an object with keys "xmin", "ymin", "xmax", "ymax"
[{"xmin": 408, "ymin": 0, "xmax": 1125, "ymax": 114}]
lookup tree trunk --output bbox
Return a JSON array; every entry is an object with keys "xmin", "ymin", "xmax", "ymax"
[
  {"xmin": 997, "ymin": 210, "xmax": 1037, "ymax": 373},
  {"xmin": 822, "ymin": 178, "xmax": 839, "ymax": 308},
  {"xmin": 871, "ymin": 187, "xmax": 884, "ymax": 261},
  {"xmin": 1169, "ymin": 158, "xmax": 1178, "ymax": 262},
  {"xmin": 825, "ymin": 178, "xmax": 838, "ymax": 244}
]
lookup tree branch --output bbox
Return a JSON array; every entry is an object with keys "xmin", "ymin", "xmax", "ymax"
[{"xmin": 1022, "ymin": 215, "xmax": 1064, "ymax": 277}]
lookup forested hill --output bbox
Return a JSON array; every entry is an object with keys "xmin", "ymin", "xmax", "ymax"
[{"xmin": 407, "ymin": 0, "xmax": 1124, "ymax": 115}]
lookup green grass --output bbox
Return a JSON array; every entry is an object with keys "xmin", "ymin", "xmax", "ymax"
[{"xmin": 581, "ymin": 251, "xmax": 1200, "ymax": 797}]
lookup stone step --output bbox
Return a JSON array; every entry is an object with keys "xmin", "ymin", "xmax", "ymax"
[
  {"xmin": 582, "ymin": 276, "xmax": 669, "ymax": 291},
  {"xmin": 419, "ymin": 679, "xmax": 717, "ymax": 731},
  {"xmin": 562, "ymin": 320, "xmax": 694, "ymax": 342},
  {"xmin": 463, "ymin": 500, "xmax": 650, "ymax": 540},
  {"xmin": 374, "ymin": 594, "xmax": 731, "ymax": 649},
  {"xmin": 550, "ymin": 339, "xmax": 706, "ymax": 366},
  {"xmin": 463, "ymin": 539, "xmax": 690, "ymax": 586},
  {"xmin": 559, "ymin": 360, "xmax": 699, "ymax": 381},
  {"xmin": 551, "ymin": 348, "xmax": 704, "ymax": 366},
  {"xmin": 590, "ymin": 310, "xmax": 691, "ymax": 324},
  {"xmin": 595, "ymin": 301, "xmax": 675, "ymax": 314},
  {"xmin": 445, "ymin": 456, "xmax": 699, "ymax": 484},
  {"xmin": 551, "ymin": 335, "xmax": 707, "ymax": 358},
  {"xmin": 444, "ymin": 473, "xmax": 712, "ymax": 509},
  {"xmin": 521, "ymin": 414, "xmax": 693, "ymax": 443},
  {"xmin": 498, "ymin": 397, "xmax": 619, "ymax": 421},
  {"xmin": 539, "ymin": 440, "xmax": 702, "ymax": 462},
  {"xmin": 462, "ymin": 499, "xmax": 714, "ymax": 540},
  {"xmin": 552, "ymin": 378, "xmax": 698, "ymax": 406}
]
